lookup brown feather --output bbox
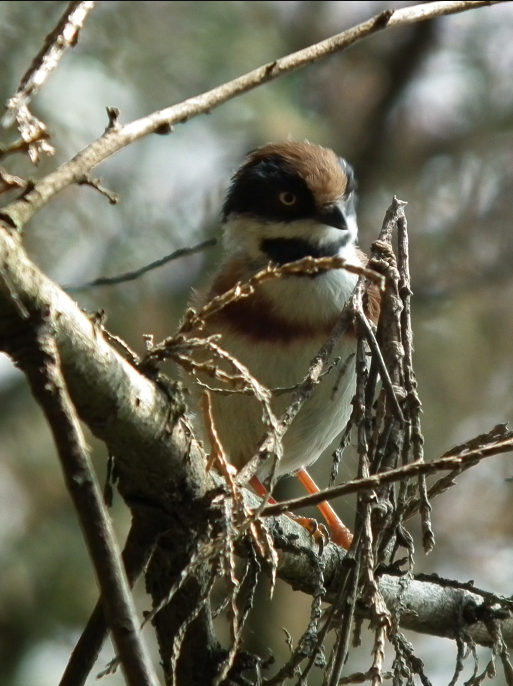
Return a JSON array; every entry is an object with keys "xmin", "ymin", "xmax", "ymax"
[
  {"xmin": 207, "ymin": 259, "xmax": 336, "ymax": 343},
  {"xmin": 243, "ymin": 141, "xmax": 349, "ymax": 204}
]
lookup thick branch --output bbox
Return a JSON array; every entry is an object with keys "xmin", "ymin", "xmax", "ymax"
[
  {"xmin": 0, "ymin": 227, "xmax": 208, "ymax": 504},
  {"xmin": 247, "ymin": 492, "xmax": 513, "ymax": 649},
  {"xmin": 1, "ymin": 223, "xmax": 512, "ymax": 658},
  {"xmin": 0, "ymin": 1, "xmax": 497, "ymax": 229},
  {"xmin": 13, "ymin": 316, "xmax": 158, "ymax": 686}
]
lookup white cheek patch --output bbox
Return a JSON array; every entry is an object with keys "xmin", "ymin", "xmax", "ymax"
[{"xmin": 223, "ymin": 216, "xmax": 269, "ymax": 262}]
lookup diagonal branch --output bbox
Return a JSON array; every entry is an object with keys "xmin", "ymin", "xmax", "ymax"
[
  {"xmin": 10, "ymin": 311, "xmax": 158, "ymax": 686},
  {"xmin": 2, "ymin": 220, "xmax": 513, "ymax": 664},
  {"xmin": 64, "ymin": 237, "xmax": 217, "ymax": 291},
  {"xmin": 0, "ymin": 1, "xmax": 498, "ymax": 229},
  {"xmin": 2, "ymin": 1, "xmax": 96, "ymax": 164},
  {"xmin": 260, "ymin": 436, "xmax": 513, "ymax": 517},
  {"xmin": 3, "ymin": 1, "xmax": 96, "ymax": 122}
]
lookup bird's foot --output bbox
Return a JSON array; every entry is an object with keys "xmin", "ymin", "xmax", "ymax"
[
  {"xmin": 287, "ymin": 512, "xmax": 353, "ymax": 550},
  {"xmin": 297, "ymin": 468, "xmax": 353, "ymax": 550},
  {"xmin": 287, "ymin": 512, "xmax": 330, "ymax": 548},
  {"xmin": 325, "ymin": 519, "xmax": 353, "ymax": 549}
]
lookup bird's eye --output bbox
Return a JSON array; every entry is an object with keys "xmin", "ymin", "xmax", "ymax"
[{"xmin": 279, "ymin": 192, "xmax": 297, "ymax": 206}]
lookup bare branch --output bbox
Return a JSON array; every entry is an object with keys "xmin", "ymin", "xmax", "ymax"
[
  {"xmin": 261, "ymin": 434, "xmax": 513, "ymax": 517},
  {"xmin": 0, "ymin": 1, "xmax": 497, "ymax": 229},
  {"xmin": 77, "ymin": 173, "xmax": 119, "ymax": 204},
  {"xmin": 0, "ymin": 222, "xmax": 224, "ymax": 683},
  {"xmin": 183, "ymin": 255, "xmax": 382, "ymax": 331},
  {"xmin": 11, "ymin": 312, "xmax": 158, "ymax": 686},
  {"xmin": 3, "ymin": 1, "xmax": 95, "ymax": 159},
  {"xmin": 65, "ymin": 238, "xmax": 217, "ymax": 292},
  {"xmin": 0, "ymin": 132, "xmax": 51, "ymax": 160},
  {"xmin": 355, "ymin": 307, "xmax": 404, "ymax": 423},
  {"xmin": 0, "ymin": 168, "xmax": 28, "ymax": 195},
  {"xmin": 264, "ymin": 501, "xmax": 513, "ymax": 649},
  {"xmin": 404, "ymin": 423, "xmax": 513, "ymax": 520},
  {"xmin": 59, "ymin": 520, "xmax": 159, "ymax": 686}
]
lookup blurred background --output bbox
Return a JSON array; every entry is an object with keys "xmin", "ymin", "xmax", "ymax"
[{"xmin": 1, "ymin": 1, "xmax": 513, "ymax": 684}]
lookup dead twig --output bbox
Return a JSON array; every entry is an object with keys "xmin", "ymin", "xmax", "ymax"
[
  {"xmin": 0, "ymin": 168, "xmax": 28, "ymax": 194},
  {"xmin": 179, "ymin": 255, "xmax": 383, "ymax": 337},
  {"xmin": 260, "ymin": 435, "xmax": 513, "ymax": 517},
  {"xmin": 77, "ymin": 173, "xmax": 119, "ymax": 204},
  {"xmin": 3, "ymin": 1, "xmax": 96, "ymax": 163}
]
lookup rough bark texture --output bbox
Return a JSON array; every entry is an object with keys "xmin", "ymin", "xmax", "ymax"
[{"xmin": 1, "ymin": 219, "xmax": 512, "ymax": 686}]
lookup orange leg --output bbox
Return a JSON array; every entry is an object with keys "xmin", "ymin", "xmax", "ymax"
[
  {"xmin": 297, "ymin": 468, "xmax": 353, "ymax": 549},
  {"xmin": 250, "ymin": 473, "xmax": 353, "ymax": 550},
  {"xmin": 250, "ymin": 475, "xmax": 277, "ymax": 501}
]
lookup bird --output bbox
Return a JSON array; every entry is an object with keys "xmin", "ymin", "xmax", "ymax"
[{"xmin": 190, "ymin": 141, "xmax": 380, "ymax": 548}]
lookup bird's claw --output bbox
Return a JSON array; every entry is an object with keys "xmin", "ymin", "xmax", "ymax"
[{"xmin": 287, "ymin": 512, "xmax": 330, "ymax": 551}]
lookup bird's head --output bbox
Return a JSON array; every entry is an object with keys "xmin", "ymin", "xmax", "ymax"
[{"xmin": 221, "ymin": 141, "xmax": 358, "ymax": 267}]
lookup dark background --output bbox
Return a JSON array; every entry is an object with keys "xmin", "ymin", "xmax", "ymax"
[{"xmin": 1, "ymin": 2, "xmax": 513, "ymax": 684}]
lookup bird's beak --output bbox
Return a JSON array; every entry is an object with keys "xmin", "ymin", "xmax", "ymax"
[{"xmin": 316, "ymin": 203, "xmax": 348, "ymax": 231}]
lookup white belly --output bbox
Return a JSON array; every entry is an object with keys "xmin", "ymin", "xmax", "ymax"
[
  {"xmin": 208, "ymin": 330, "xmax": 356, "ymax": 477},
  {"xmin": 186, "ymin": 244, "xmax": 362, "ymax": 478}
]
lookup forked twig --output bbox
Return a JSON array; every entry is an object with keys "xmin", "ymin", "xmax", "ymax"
[{"xmin": 3, "ymin": 1, "xmax": 96, "ymax": 163}]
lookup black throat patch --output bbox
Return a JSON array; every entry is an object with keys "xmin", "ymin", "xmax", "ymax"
[{"xmin": 260, "ymin": 237, "xmax": 348, "ymax": 265}]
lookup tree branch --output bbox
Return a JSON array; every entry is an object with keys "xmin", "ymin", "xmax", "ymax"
[
  {"xmin": 0, "ymin": 1, "xmax": 497, "ymax": 230},
  {"xmin": 243, "ymin": 490, "xmax": 513, "ymax": 649},
  {"xmin": 64, "ymin": 237, "xmax": 217, "ymax": 291},
  {"xmin": 10, "ymin": 311, "xmax": 158, "ymax": 686},
  {"xmin": 0, "ymin": 222, "xmax": 226, "ymax": 684},
  {"xmin": 260, "ymin": 437, "xmax": 513, "ymax": 517},
  {"xmin": 1, "ymin": 220, "xmax": 513, "ymax": 680},
  {"xmin": 2, "ymin": 1, "xmax": 96, "ymax": 164},
  {"xmin": 59, "ymin": 517, "xmax": 160, "ymax": 686},
  {"xmin": 4, "ymin": 1, "xmax": 96, "ymax": 122}
]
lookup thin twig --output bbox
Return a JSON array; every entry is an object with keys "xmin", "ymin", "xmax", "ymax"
[
  {"xmin": 397, "ymin": 205, "xmax": 434, "ymax": 552},
  {"xmin": 3, "ymin": 1, "xmax": 96, "ymax": 163},
  {"xmin": 403, "ymin": 423, "xmax": 513, "ymax": 520},
  {"xmin": 355, "ymin": 308, "xmax": 404, "ymax": 423},
  {"xmin": 0, "ymin": 133, "xmax": 51, "ymax": 160},
  {"xmin": 77, "ymin": 173, "xmax": 119, "ymax": 204},
  {"xmin": 338, "ymin": 670, "xmax": 393, "ymax": 684},
  {"xmin": 65, "ymin": 238, "xmax": 217, "ymax": 292},
  {"xmin": 0, "ymin": 168, "xmax": 28, "ymax": 194},
  {"xmin": 4, "ymin": 1, "xmax": 96, "ymax": 122},
  {"xmin": 179, "ymin": 255, "xmax": 382, "ymax": 336},
  {"xmin": 260, "ymin": 436, "xmax": 513, "ymax": 517}
]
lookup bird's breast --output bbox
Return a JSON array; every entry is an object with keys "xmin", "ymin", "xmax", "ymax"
[
  {"xmin": 197, "ymin": 268, "xmax": 359, "ymax": 475},
  {"xmin": 207, "ymin": 256, "xmax": 359, "ymax": 344},
  {"xmin": 188, "ymin": 252, "xmax": 370, "ymax": 476},
  {"xmin": 201, "ymin": 322, "xmax": 357, "ymax": 476}
]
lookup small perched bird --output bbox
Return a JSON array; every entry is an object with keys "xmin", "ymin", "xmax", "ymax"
[{"xmin": 193, "ymin": 141, "xmax": 379, "ymax": 547}]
